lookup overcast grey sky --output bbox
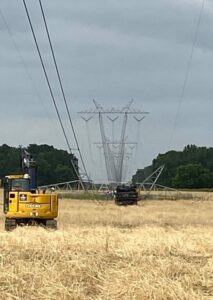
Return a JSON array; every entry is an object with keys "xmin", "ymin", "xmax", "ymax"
[{"xmin": 0, "ymin": 0, "xmax": 212, "ymax": 181}]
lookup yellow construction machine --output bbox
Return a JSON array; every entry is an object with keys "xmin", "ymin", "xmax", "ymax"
[{"xmin": 2, "ymin": 149, "xmax": 58, "ymax": 231}]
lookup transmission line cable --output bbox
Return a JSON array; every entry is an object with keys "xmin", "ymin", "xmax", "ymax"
[
  {"xmin": 38, "ymin": 0, "xmax": 90, "ymax": 182},
  {"xmin": 169, "ymin": 0, "xmax": 206, "ymax": 147},
  {"xmin": 22, "ymin": 0, "xmax": 81, "ymax": 181},
  {"xmin": 0, "ymin": 8, "xmax": 59, "ymax": 133}
]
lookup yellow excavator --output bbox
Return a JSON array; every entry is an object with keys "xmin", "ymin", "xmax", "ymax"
[{"xmin": 2, "ymin": 149, "xmax": 58, "ymax": 231}]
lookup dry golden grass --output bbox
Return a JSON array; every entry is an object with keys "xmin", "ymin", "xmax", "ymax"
[{"xmin": 0, "ymin": 196, "xmax": 213, "ymax": 300}]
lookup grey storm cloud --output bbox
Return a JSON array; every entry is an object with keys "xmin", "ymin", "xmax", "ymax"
[{"xmin": 0, "ymin": 0, "xmax": 213, "ymax": 181}]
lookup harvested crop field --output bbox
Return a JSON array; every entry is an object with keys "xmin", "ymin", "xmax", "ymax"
[{"xmin": 0, "ymin": 197, "xmax": 213, "ymax": 300}]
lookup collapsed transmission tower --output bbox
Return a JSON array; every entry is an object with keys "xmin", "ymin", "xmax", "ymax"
[{"xmin": 79, "ymin": 100, "xmax": 149, "ymax": 184}]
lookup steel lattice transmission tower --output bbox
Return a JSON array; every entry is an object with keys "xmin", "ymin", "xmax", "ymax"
[{"xmin": 79, "ymin": 100, "xmax": 149, "ymax": 184}]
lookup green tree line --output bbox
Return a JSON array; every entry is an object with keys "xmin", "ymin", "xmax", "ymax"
[
  {"xmin": 0, "ymin": 144, "xmax": 78, "ymax": 186},
  {"xmin": 132, "ymin": 145, "xmax": 213, "ymax": 189}
]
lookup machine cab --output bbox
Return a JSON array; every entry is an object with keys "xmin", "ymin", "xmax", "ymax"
[{"xmin": 3, "ymin": 175, "xmax": 30, "ymax": 213}]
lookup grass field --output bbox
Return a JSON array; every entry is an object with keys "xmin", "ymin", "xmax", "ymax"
[{"xmin": 0, "ymin": 196, "xmax": 213, "ymax": 300}]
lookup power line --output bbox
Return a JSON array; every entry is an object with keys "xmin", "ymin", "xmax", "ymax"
[
  {"xmin": 0, "ymin": 7, "xmax": 59, "ymax": 134},
  {"xmin": 38, "ymin": 0, "xmax": 90, "ymax": 181},
  {"xmin": 169, "ymin": 0, "xmax": 206, "ymax": 148},
  {"xmin": 22, "ymin": 0, "xmax": 80, "ymax": 180}
]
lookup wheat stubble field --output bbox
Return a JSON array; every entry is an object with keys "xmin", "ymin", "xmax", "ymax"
[{"xmin": 0, "ymin": 195, "xmax": 213, "ymax": 300}]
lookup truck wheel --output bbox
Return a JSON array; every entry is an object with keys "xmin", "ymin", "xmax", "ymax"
[
  {"xmin": 5, "ymin": 218, "xmax": 17, "ymax": 231},
  {"xmin": 45, "ymin": 219, "xmax": 57, "ymax": 230}
]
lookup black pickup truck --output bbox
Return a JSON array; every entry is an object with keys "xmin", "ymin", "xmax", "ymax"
[{"xmin": 114, "ymin": 185, "xmax": 139, "ymax": 205}]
